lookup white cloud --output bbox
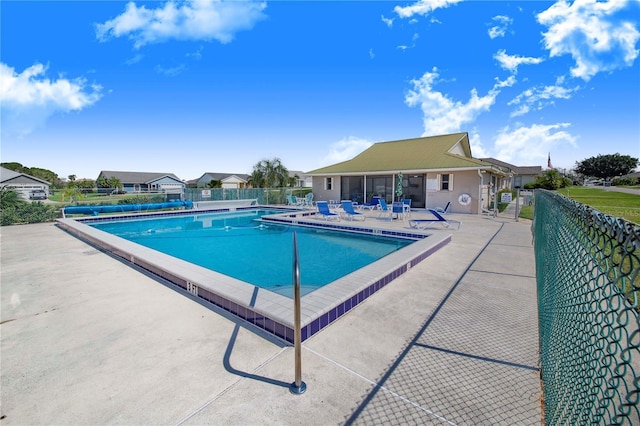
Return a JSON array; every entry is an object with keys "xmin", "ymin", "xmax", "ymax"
[
  {"xmin": 95, "ymin": 0, "xmax": 267, "ymax": 49},
  {"xmin": 397, "ymin": 33, "xmax": 420, "ymax": 51},
  {"xmin": 488, "ymin": 15, "xmax": 513, "ymax": 39},
  {"xmin": 155, "ymin": 63, "xmax": 188, "ymax": 76},
  {"xmin": 187, "ymin": 45, "xmax": 204, "ymax": 60},
  {"xmin": 124, "ymin": 53, "xmax": 145, "ymax": 65},
  {"xmin": 404, "ymin": 67, "xmax": 513, "ymax": 136},
  {"xmin": 394, "ymin": 0, "xmax": 463, "ymax": 19},
  {"xmin": 0, "ymin": 62, "xmax": 103, "ymax": 138},
  {"xmin": 321, "ymin": 137, "xmax": 373, "ymax": 166},
  {"xmin": 508, "ymin": 82, "xmax": 579, "ymax": 117},
  {"xmin": 381, "ymin": 14, "xmax": 394, "ymax": 28},
  {"xmin": 494, "ymin": 49, "xmax": 544, "ymax": 73},
  {"xmin": 537, "ymin": 0, "xmax": 640, "ymax": 80},
  {"xmin": 493, "ymin": 123, "xmax": 577, "ymax": 165}
]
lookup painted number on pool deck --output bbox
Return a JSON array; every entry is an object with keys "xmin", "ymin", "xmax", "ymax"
[{"xmin": 187, "ymin": 282, "xmax": 198, "ymax": 297}]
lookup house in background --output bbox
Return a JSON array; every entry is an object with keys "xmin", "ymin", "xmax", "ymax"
[
  {"xmin": 306, "ymin": 133, "xmax": 511, "ymax": 214},
  {"xmin": 288, "ymin": 170, "xmax": 312, "ymax": 188},
  {"xmin": 0, "ymin": 166, "xmax": 50, "ymax": 199},
  {"xmin": 97, "ymin": 171, "xmax": 185, "ymax": 198},
  {"xmin": 480, "ymin": 158, "xmax": 542, "ymax": 189},
  {"xmin": 190, "ymin": 172, "xmax": 250, "ymax": 189}
]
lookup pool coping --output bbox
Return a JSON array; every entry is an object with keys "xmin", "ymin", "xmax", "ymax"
[{"xmin": 56, "ymin": 206, "xmax": 450, "ymax": 343}]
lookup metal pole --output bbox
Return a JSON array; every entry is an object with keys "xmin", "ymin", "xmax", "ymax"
[
  {"xmin": 289, "ymin": 232, "xmax": 307, "ymax": 395},
  {"xmin": 515, "ymin": 188, "xmax": 520, "ymax": 222}
]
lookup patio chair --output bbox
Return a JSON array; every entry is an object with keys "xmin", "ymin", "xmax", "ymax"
[
  {"xmin": 392, "ymin": 202, "xmax": 407, "ymax": 220},
  {"xmin": 400, "ymin": 198, "xmax": 412, "ymax": 217},
  {"xmin": 303, "ymin": 192, "xmax": 315, "ymax": 207},
  {"xmin": 341, "ymin": 200, "xmax": 365, "ymax": 221},
  {"xmin": 287, "ymin": 195, "xmax": 303, "ymax": 207},
  {"xmin": 409, "ymin": 209, "xmax": 459, "ymax": 229},
  {"xmin": 316, "ymin": 201, "xmax": 340, "ymax": 221}
]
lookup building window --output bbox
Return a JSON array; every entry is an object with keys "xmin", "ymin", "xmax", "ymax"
[
  {"xmin": 325, "ymin": 177, "xmax": 333, "ymax": 190},
  {"xmin": 440, "ymin": 174, "xmax": 453, "ymax": 191}
]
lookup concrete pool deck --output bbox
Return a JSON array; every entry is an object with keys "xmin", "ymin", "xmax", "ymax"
[{"xmin": 0, "ymin": 207, "xmax": 541, "ymax": 425}]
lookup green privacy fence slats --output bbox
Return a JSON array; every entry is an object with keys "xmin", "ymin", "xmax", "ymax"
[
  {"xmin": 184, "ymin": 188, "xmax": 291, "ymax": 205},
  {"xmin": 533, "ymin": 190, "xmax": 639, "ymax": 425}
]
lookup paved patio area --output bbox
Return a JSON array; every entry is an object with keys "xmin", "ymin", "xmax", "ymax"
[{"xmin": 0, "ymin": 206, "xmax": 541, "ymax": 425}]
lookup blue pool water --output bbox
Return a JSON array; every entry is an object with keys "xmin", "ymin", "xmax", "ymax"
[{"xmin": 90, "ymin": 209, "xmax": 413, "ymax": 296}]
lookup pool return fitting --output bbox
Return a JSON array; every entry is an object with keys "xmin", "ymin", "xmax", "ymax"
[{"xmin": 289, "ymin": 232, "xmax": 307, "ymax": 395}]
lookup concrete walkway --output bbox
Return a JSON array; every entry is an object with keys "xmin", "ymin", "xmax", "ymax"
[{"xmin": 0, "ymin": 212, "xmax": 541, "ymax": 425}]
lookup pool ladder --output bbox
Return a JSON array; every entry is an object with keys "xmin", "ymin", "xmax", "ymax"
[{"xmin": 289, "ymin": 232, "xmax": 307, "ymax": 395}]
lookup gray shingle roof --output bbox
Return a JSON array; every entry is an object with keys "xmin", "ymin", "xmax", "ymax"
[
  {"xmin": 98, "ymin": 171, "xmax": 183, "ymax": 184},
  {"xmin": 1, "ymin": 166, "xmax": 51, "ymax": 185},
  {"xmin": 480, "ymin": 158, "xmax": 542, "ymax": 175}
]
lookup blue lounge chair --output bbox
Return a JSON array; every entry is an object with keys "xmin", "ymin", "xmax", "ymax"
[
  {"xmin": 360, "ymin": 196, "xmax": 380, "ymax": 211},
  {"xmin": 377, "ymin": 199, "xmax": 394, "ymax": 220},
  {"xmin": 341, "ymin": 200, "xmax": 365, "ymax": 221},
  {"xmin": 316, "ymin": 201, "xmax": 340, "ymax": 221},
  {"xmin": 435, "ymin": 201, "xmax": 451, "ymax": 214},
  {"xmin": 409, "ymin": 209, "xmax": 457, "ymax": 229}
]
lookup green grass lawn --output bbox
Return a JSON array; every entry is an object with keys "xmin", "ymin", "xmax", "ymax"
[
  {"xmin": 518, "ymin": 187, "xmax": 639, "ymax": 223},
  {"xmin": 556, "ymin": 186, "xmax": 640, "ymax": 224}
]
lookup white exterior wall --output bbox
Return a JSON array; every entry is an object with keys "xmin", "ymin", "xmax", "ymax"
[
  {"xmin": 424, "ymin": 170, "xmax": 481, "ymax": 214},
  {"xmin": 311, "ymin": 176, "xmax": 341, "ymax": 203}
]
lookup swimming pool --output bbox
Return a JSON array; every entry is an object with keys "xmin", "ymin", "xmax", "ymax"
[
  {"xmin": 89, "ymin": 209, "xmax": 412, "ymax": 297},
  {"xmin": 57, "ymin": 206, "xmax": 450, "ymax": 343}
]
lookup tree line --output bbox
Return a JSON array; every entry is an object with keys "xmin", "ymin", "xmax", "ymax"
[
  {"xmin": 526, "ymin": 153, "xmax": 638, "ymax": 190},
  {"xmin": 3, "ymin": 157, "xmax": 300, "ymax": 192}
]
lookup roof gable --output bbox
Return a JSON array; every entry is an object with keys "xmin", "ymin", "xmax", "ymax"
[
  {"xmin": 221, "ymin": 175, "xmax": 247, "ymax": 183},
  {"xmin": 307, "ymin": 132, "xmax": 486, "ymax": 174},
  {"xmin": 1, "ymin": 166, "xmax": 51, "ymax": 185},
  {"xmin": 198, "ymin": 172, "xmax": 249, "ymax": 182}
]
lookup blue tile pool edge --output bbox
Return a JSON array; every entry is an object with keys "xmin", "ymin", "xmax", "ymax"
[
  {"xmin": 56, "ymin": 212, "xmax": 450, "ymax": 344},
  {"xmin": 298, "ymin": 234, "xmax": 450, "ymax": 341}
]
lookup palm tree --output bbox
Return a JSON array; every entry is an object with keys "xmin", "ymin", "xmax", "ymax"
[
  {"xmin": 251, "ymin": 158, "xmax": 289, "ymax": 188},
  {"xmin": 207, "ymin": 179, "xmax": 222, "ymax": 188},
  {"xmin": 0, "ymin": 187, "xmax": 24, "ymax": 209}
]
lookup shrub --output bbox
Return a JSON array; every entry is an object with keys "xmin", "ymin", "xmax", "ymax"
[
  {"xmin": 527, "ymin": 170, "xmax": 571, "ymax": 190},
  {"xmin": 117, "ymin": 194, "xmax": 166, "ymax": 204},
  {"xmin": 612, "ymin": 176, "xmax": 639, "ymax": 186},
  {"xmin": 1, "ymin": 202, "xmax": 61, "ymax": 226}
]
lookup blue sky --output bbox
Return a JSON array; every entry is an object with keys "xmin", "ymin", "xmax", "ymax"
[{"xmin": 2, "ymin": 0, "xmax": 639, "ymax": 181}]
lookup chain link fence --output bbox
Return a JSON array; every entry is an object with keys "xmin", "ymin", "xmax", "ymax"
[{"xmin": 533, "ymin": 189, "xmax": 639, "ymax": 424}]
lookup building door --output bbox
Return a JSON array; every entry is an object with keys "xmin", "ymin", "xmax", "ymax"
[{"xmin": 403, "ymin": 175, "xmax": 425, "ymax": 208}]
